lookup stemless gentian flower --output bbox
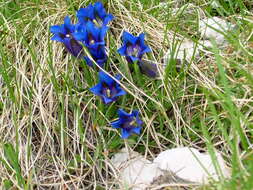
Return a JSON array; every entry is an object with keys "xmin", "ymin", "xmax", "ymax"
[
  {"xmin": 118, "ymin": 31, "xmax": 158, "ymax": 78},
  {"xmin": 118, "ymin": 31, "xmax": 151, "ymax": 64},
  {"xmin": 111, "ymin": 109, "xmax": 143, "ymax": 139},
  {"xmin": 50, "ymin": 16, "xmax": 83, "ymax": 57},
  {"xmin": 74, "ymin": 21, "xmax": 108, "ymax": 49},
  {"xmin": 77, "ymin": 1, "xmax": 114, "ymax": 27},
  {"xmin": 74, "ymin": 21, "xmax": 108, "ymax": 67},
  {"xmin": 90, "ymin": 71, "xmax": 126, "ymax": 104}
]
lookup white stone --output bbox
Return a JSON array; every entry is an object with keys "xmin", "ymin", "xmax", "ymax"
[
  {"xmin": 153, "ymin": 147, "xmax": 230, "ymax": 184},
  {"xmin": 111, "ymin": 148, "xmax": 163, "ymax": 190},
  {"xmin": 164, "ymin": 40, "xmax": 200, "ymax": 63},
  {"xmin": 199, "ymin": 17, "xmax": 234, "ymax": 45}
]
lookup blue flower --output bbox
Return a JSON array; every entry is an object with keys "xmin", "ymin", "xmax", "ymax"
[
  {"xmin": 118, "ymin": 31, "xmax": 151, "ymax": 64},
  {"xmin": 50, "ymin": 16, "xmax": 83, "ymax": 57},
  {"xmin": 111, "ymin": 109, "xmax": 143, "ymax": 139},
  {"xmin": 74, "ymin": 21, "xmax": 108, "ymax": 67},
  {"xmin": 77, "ymin": 2, "xmax": 114, "ymax": 27},
  {"xmin": 74, "ymin": 21, "xmax": 108, "ymax": 49},
  {"xmin": 118, "ymin": 31, "xmax": 158, "ymax": 78},
  {"xmin": 90, "ymin": 71, "xmax": 126, "ymax": 104}
]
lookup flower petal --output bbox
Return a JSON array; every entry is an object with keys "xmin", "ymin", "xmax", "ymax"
[
  {"xmin": 140, "ymin": 46, "xmax": 151, "ymax": 55},
  {"xmin": 102, "ymin": 96, "xmax": 113, "ymax": 104},
  {"xmin": 72, "ymin": 32, "xmax": 86, "ymax": 41},
  {"xmin": 114, "ymin": 88, "xmax": 126, "ymax": 97},
  {"xmin": 100, "ymin": 26, "xmax": 108, "ymax": 40},
  {"xmin": 103, "ymin": 14, "xmax": 114, "ymax": 25},
  {"xmin": 129, "ymin": 55, "xmax": 139, "ymax": 63},
  {"xmin": 121, "ymin": 129, "xmax": 131, "ymax": 139},
  {"xmin": 64, "ymin": 16, "xmax": 74, "ymax": 32},
  {"xmin": 122, "ymin": 31, "xmax": 137, "ymax": 44},
  {"xmin": 76, "ymin": 5, "xmax": 94, "ymax": 23},
  {"xmin": 111, "ymin": 120, "xmax": 121, "ymax": 128},
  {"xmin": 50, "ymin": 25, "xmax": 62, "ymax": 33},
  {"xmin": 86, "ymin": 21, "xmax": 100, "ymax": 41},
  {"xmin": 98, "ymin": 71, "xmax": 114, "ymax": 85},
  {"xmin": 51, "ymin": 35, "xmax": 64, "ymax": 42},
  {"xmin": 131, "ymin": 127, "xmax": 142, "ymax": 135},
  {"xmin": 90, "ymin": 83, "xmax": 102, "ymax": 95},
  {"xmin": 94, "ymin": 1, "xmax": 106, "ymax": 18},
  {"xmin": 117, "ymin": 45, "xmax": 127, "ymax": 56}
]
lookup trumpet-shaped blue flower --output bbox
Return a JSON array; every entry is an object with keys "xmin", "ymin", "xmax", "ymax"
[
  {"xmin": 74, "ymin": 21, "xmax": 108, "ymax": 67},
  {"xmin": 77, "ymin": 1, "xmax": 114, "ymax": 27},
  {"xmin": 90, "ymin": 72, "xmax": 126, "ymax": 104},
  {"xmin": 118, "ymin": 31, "xmax": 151, "ymax": 64},
  {"xmin": 118, "ymin": 31, "xmax": 158, "ymax": 78},
  {"xmin": 50, "ymin": 16, "xmax": 83, "ymax": 57},
  {"xmin": 74, "ymin": 21, "xmax": 108, "ymax": 49},
  {"xmin": 111, "ymin": 109, "xmax": 143, "ymax": 139}
]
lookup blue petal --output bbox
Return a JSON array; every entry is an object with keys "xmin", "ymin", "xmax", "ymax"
[
  {"xmin": 98, "ymin": 71, "xmax": 114, "ymax": 85},
  {"xmin": 129, "ymin": 56, "xmax": 139, "ymax": 63},
  {"xmin": 64, "ymin": 16, "xmax": 74, "ymax": 32},
  {"xmin": 114, "ymin": 89, "xmax": 127, "ymax": 97},
  {"xmin": 75, "ymin": 23, "xmax": 85, "ymax": 32},
  {"xmin": 111, "ymin": 120, "xmax": 122, "ymax": 128},
  {"xmin": 76, "ymin": 5, "xmax": 94, "ymax": 22},
  {"xmin": 100, "ymin": 26, "xmax": 108, "ymax": 40},
  {"xmin": 73, "ymin": 32, "xmax": 86, "ymax": 41},
  {"xmin": 64, "ymin": 16, "xmax": 71, "ymax": 25},
  {"xmin": 118, "ymin": 109, "xmax": 130, "ymax": 118},
  {"xmin": 137, "ymin": 33, "xmax": 151, "ymax": 55},
  {"xmin": 131, "ymin": 127, "xmax": 142, "ymax": 135},
  {"xmin": 102, "ymin": 96, "xmax": 113, "ymax": 104},
  {"xmin": 121, "ymin": 129, "xmax": 131, "ymax": 139},
  {"xmin": 103, "ymin": 14, "xmax": 114, "ymax": 25},
  {"xmin": 86, "ymin": 21, "xmax": 100, "ymax": 41},
  {"xmin": 138, "ymin": 33, "xmax": 145, "ymax": 41},
  {"xmin": 140, "ymin": 46, "xmax": 151, "ymax": 55},
  {"xmin": 50, "ymin": 25, "xmax": 62, "ymax": 34},
  {"xmin": 90, "ymin": 83, "xmax": 102, "ymax": 95},
  {"xmin": 117, "ymin": 45, "xmax": 127, "ymax": 56},
  {"xmin": 122, "ymin": 31, "xmax": 137, "ymax": 44},
  {"xmin": 94, "ymin": 2, "xmax": 106, "ymax": 18},
  {"xmin": 51, "ymin": 35, "xmax": 64, "ymax": 42}
]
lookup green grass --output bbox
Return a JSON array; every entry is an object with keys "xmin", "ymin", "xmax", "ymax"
[{"xmin": 0, "ymin": 0, "xmax": 253, "ymax": 189}]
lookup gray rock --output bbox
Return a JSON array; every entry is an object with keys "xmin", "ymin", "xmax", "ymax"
[{"xmin": 199, "ymin": 17, "xmax": 235, "ymax": 45}]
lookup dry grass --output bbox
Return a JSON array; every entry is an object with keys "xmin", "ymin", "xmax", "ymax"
[{"xmin": 1, "ymin": 0, "xmax": 253, "ymax": 189}]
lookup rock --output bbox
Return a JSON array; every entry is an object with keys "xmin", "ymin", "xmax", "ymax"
[
  {"xmin": 164, "ymin": 40, "xmax": 201, "ymax": 64},
  {"xmin": 199, "ymin": 17, "xmax": 234, "ymax": 45},
  {"xmin": 111, "ymin": 148, "xmax": 163, "ymax": 190},
  {"xmin": 111, "ymin": 147, "xmax": 230, "ymax": 189},
  {"xmin": 164, "ymin": 17, "xmax": 235, "ymax": 66},
  {"xmin": 153, "ymin": 147, "xmax": 230, "ymax": 184}
]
